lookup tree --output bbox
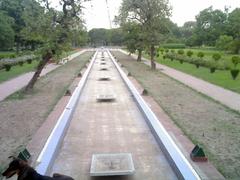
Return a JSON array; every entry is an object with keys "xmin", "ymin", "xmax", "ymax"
[
  {"xmin": 122, "ymin": 22, "xmax": 144, "ymax": 61},
  {"xmin": 0, "ymin": 0, "xmax": 26, "ymax": 53},
  {"xmin": 180, "ymin": 21, "xmax": 197, "ymax": 46},
  {"xmin": 118, "ymin": 0, "xmax": 171, "ymax": 69},
  {"xmin": 109, "ymin": 28, "xmax": 124, "ymax": 46},
  {"xmin": 24, "ymin": 0, "xmax": 88, "ymax": 92},
  {"xmin": 20, "ymin": 0, "xmax": 46, "ymax": 50},
  {"xmin": 194, "ymin": 7, "xmax": 227, "ymax": 46},
  {"xmin": 0, "ymin": 11, "xmax": 15, "ymax": 50},
  {"xmin": 163, "ymin": 19, "xmax": 182, "ymax": 43},
  {"xmin": 181, "ymin": 21, "xmax": 196, "ymax": 38},
  {"xmin": 227, "ymin": 8, "xmax": 240, "ymax": 54},
  {"xmin": 88, "ymin": 28, "xmax": 109, "ymax": 46},
  {"xmin": 216, "ymin": 35, "xmax": 233, "ymax": 51},
  {"xmin": 227, "ymin": 8, "xmax": 240, "ymax": 39},
  {"xmin": 70, "ymin": 29, "xmax": 89, "ymax": 47}
]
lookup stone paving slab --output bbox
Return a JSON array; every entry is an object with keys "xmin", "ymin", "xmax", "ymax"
[
  {"xmin": 118, "ymin": 49, "xmax": 240, "ymax": 112},
  {"xmin": 90, "ymin": 153, "xmax": 135, "ymax": 176}
]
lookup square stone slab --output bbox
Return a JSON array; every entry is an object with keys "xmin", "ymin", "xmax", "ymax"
[{"xmin": 90, "ymin": 153, "xmax": 135, "ymax": 176}]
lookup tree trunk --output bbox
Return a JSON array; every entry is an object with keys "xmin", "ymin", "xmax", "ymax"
[
  {"xmin": 31, "ymin": 42, "xmax": 35, "ymax": 51},
  {"xmin": 137, "ymin": 49, "xmax": 142, "ymax": 62},
  {"xmin": 24, "ymin": 52, "xmax": 52, "ymax": 92},
  {"xmin": 150, "ymin": 45, "xmax": 156, "ymax": 70},
  {"xmin": 16, "ymin": 41, "xmax": 20, "ymax": 54}
]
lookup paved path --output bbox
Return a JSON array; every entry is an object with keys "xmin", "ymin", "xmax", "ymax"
[
  {"xmin": 119, "ymin": 49, "xmax": 240, "ymax": 112},
  {"xmin": 51, "ymin": 51, "xmax": 177, "ymax": 179},
  {"xmin": 0, "ymin": 50, "xmax": 87, "ymax": 101}
]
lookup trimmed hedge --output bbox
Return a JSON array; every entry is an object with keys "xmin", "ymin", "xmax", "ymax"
[
  {"xmin": 162, "ymin": 43, "xmax": 186, "ymax": 49},
  {"xmin": 0, "ymin": 55, "xmax": 36, "ymax": 71},
  {"xmin": 164, "ymin": 52, "xmax": 229, "ymax": 71},
  {"xmin": 0, "ymin": 53, "xmax": 16, "ymax": 60},
  {"xmin": 164, "ymin": 52, "xmax": 239, "ymax": 79}
]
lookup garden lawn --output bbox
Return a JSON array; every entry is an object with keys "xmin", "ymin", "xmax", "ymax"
[
  {"xmin": 156, "ymin": 57, "xmax": 240, "ymax": 93},
  {"xmin": 0, "ymin": 49, "xmax": 80, "ymax": 84},
  {"xmin": 166, "ymin": 48, "xmax": 235, "ymax": 64},
  {"xmin": 143, "ymin": 49, "xmax": 240, "ymax": 94},
  {"xmin": 0, "ymin": 60, "xmax": 38, "ymax": 83}
]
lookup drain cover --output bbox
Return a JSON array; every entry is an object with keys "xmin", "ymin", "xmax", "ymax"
[
  {"xmin": 98, "ymin": 77, "xmax": 111, "ymax": 81},
  {"xmin": 100, "ymin": 68, "xmax": 108, "ymax": 71},
  {"xmin": 90, "ymin": 153, "xmax": 135, "ymax": 176},
  {"xmin": 97, "ymin": 95, "xmax": 115, "ymax": 102}
]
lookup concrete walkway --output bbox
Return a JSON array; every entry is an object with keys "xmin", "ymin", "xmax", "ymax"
[
  {"xmin": 0, "ymin": 50, "xmax": 87, "ymax": 101},
  {"xmin": 119, "ymin": 49, "xmax": 240, "ymax": 112},
  {"xmin": 51, "ymin": 51, "xmax": 177, "ymax": 179}
]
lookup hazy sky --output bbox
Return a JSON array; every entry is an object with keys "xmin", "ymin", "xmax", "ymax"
[{"xmin": 51, "ymin": 0, "xmax": 240, "ymax": 30}]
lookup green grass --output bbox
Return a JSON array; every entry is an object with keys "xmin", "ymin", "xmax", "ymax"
[
  {"xmin": 0, "ymin": 60, "xmax": 38, "ymax": 83},
  {"xmin": 0, "ymin": 49, "xmax": 83, "ymax": 84},
  {"xmin": 160, "ymin": 48, "xmax": 240, "ymax": 67},
  {"xmin": 184, "ymin": 48, "xmax": 232, "ymax": 61},
  {"xmin": 142, "ymin": 48, "xmax": 240, "ymax": 94},
  {"xmin": 157, "ymin": 57, "xmax": 240, "ymax": 93}
]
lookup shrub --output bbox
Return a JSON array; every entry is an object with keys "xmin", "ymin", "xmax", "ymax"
[
  {"xmin": 230, "ymin": 69, "xmax": 239, "ymax": 80},
  {"xmin": 177, "ymin": 49, "xmax": 184, "ymax": 55},
  {"xmin": 216, "ymin": 35, "xmax": 233, "ymax": 51},
  {"xmin": 210, "ymin": 67, "xmax": 216, "ymax": 73},
  {"xmin": 165, "ymin": 49, "xmax": 169, "ymax": 53},
  {"xmin": 229, "ymin": 39, "xmax": 240, "ymax": 54},
  {"xmin": 207, "ymin": 62, "xmax": 217, "ymax": 73},
  {"xmin": 27, "ymin": 59, "xmax": 32, "ymax": 64},
  {"xmin": 159, "ymin": 48, "xmax": 164, "ymax": 54},
  {"xmin": 197, "ymin": 52, "xmax": 204, "ymax": 58},
  {"xmin": 9, "ymin": 54, "xmax": 16, "ymax": 58},
  {"xmin": 186, "ymin": 50, "xmax": 193, "ymax": 57},
  {"xmin": 193, "ymin": 58, "xmax": 203, "ymax": 68},
  {"xmin": 0, "ymin": 53, "xmax": 16, "ymax": 59},
  {"xmin": 162, "ymin": 43, "xmax": 186, "ymax": 49},
  {"xmin": 4, "ymin": 64, "xmax": 12, "ymax": 71},
  {"xmin": 212, "ymin": 53, "xmax": 221, "ymax": 62},
  {"xmin": 170, "ymin": 49, "xmax": 175, "ymax": 53},
  {"xmin": 18, "ymin": 61, "xmax": 24, "ymax": 66},
  {"xmin": 232, "ymin": 56, "xmax": 240, "ymax": 67}
]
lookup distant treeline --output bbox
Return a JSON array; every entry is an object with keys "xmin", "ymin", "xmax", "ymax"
[{"xmin": 88, "ymin": 6, "xmax": 240, "ymax": 54}]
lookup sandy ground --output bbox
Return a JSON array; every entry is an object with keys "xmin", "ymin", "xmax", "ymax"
[
  {"xmin": 111, "ymin": 51, "xmax": 240, "ymax": 179},
  {"xmin": 0, "ymin": 51, "xmax": 93, "ymax": 175}
]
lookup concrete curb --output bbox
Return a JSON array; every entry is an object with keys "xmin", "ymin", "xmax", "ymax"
[
  {"xmin": 108, "ymin": 50, "xmax": 200, "ymax": 180},
  {"xmin": 35, "ymin": 51, "xmax": 98, "ymax": 175}
]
